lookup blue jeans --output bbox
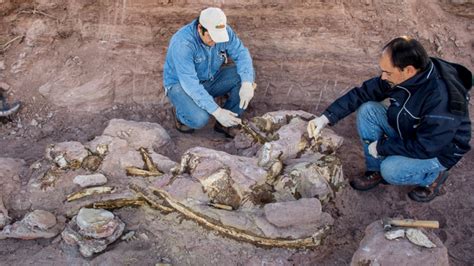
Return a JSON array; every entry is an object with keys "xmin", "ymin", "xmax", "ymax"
[
  {"xmin": 166, "ymin": 65, "xmax": 243, "ymax": 129},
  {"xmin": 356, "ymin": 102, "xmax": 446, "ymax": 186}
]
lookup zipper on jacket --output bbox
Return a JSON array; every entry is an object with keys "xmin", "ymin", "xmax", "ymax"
[{"xmin": 395, "ymin": 85, "xmax": 414, "ymax": 140}]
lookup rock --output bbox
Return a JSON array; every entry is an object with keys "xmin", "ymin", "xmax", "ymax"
[
  {"xmin": 199, "ymin": 168, "xmax": 241, "ymax": 209},
  {"xmin": 0, "ymin": 157, "xmax": 25, "ymax": 212},
  {"xmin": 61, "ymin": 209, "xmax": 125, "ymax": 257},
  {"xmin": 30, "ymin": 119, "xmax": 39, "ymax": 127},
  {"xmin": 179, "ymin": 147, "xmax": 268, "ymax": 207},
  {"xmin": 406, "ymin": 228, "xmax": 436, "ymax": 248},
  {"xmin": 0, "ymin": 213, "xmax": 8, "ymax": 229},
  {"xmin": 257, "ymin": 117, "xmax": 308, "ymax": 165},
  {"xmin": 23, "ymin": 210, "xmax": 57, "ymax": 230},
  {"xmin": 34, "ymin": 0, "xmax": 60, "ymax": 9},
  {"xmin": 76, "ymin": 208, "xmax": 117, "ymax": 239},
  {"xmin": 0, "ymin": 210, "xmax": 64, "ymax": 240},
  {"xmin": 264, "ymin": 198, "xmax": 322, "ymax": 227},
  {"xmin": 272, "ymin": 174, "xmax": 297, "ymax": 202},
  {"xmin": 261, "ymin": 110, "xmax": 314, "ymax": 125},
  {"xmin": 289, "ymin": 162, "xmax": 332, "ymax": 201},
  {"xmin": 0, "ymin": 82, "xmax": 11, "ymax": 90},
  {"xmin": 102, "ymin": 119, "xmax": 171, "ymax": 150},
  {"xmin": 45, "ymin": 141, "xmax": 89, "ymax": 169},
  {"xmin": 384, "ymin": 229, "xmax": 405, "ymax": 240},
  {"xmin": 73, "ymin": 174, "xmax": 107, "ymax": 187},
  {"xmin": 351, "ymin": 221, "xmax": 449, "ymax": 266},
  {"xmin": 150, "ymin": 153, "xmax": 178, "ymax": 173}
]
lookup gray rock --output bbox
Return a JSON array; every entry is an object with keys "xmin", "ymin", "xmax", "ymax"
[
  {"xmin": 0, "ymin": 210, "xmax": 64, "ymax": 240},
  {"xmin": 62, "ymin": 211, "xmax": 125, "ymax": 257},
  {"xmin": 264, "ymin": 198, "xmax": 322, "ymax": 227},
  {"xmin": 102, "ymin": 119, "xmax": 170, "ymax": 150},
  {"xmin": 23, "ymin": 210, "xmax": 57, "ymax": 230},
  {"xmin": 76, "ymin": 208, "xmax": 117, "ymax": 239},
  {"xmin": 289, "ymin": 162, "xmax": 332, "ymax": 200},
  {"xmin": 73, "ymin": 174, "xmax": 107, "ymax": 187},
  {"xmin": 0, "ymin": 213, "xmax": 9, "ymax": 229},
  {"xmin": 45, "ymin": 141, "xmax": 89, "ymax": 168}
]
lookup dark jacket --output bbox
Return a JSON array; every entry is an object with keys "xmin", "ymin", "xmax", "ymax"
[{"xmin": 322, "ymin": 58, "xmax": 472, "ymax": 169}]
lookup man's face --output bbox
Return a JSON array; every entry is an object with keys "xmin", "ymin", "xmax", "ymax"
[
  {"xmin": 379, "ymin": 51, "xmax": 411, "ymax": 87},
  {"xmin": 198, "ymin": 25, "xmax": 215, "ymax": 47}
]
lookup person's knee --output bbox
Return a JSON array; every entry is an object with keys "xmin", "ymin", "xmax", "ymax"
[
  {"xmin": 357, "ymin": 101, "xmax": 383, "ymax": 120},
  {"xmin": 187, "ymin": 111, "xmax": 210, "ymax": 129},
  {"xmin": 380, "ymin": 158, "xmax": 402, "ymax": 185}
]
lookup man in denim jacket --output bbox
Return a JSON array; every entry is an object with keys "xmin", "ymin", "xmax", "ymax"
[
  {"xmin": 163, "ymin": 7, "xmax": 255, "ymax": 137},
  {"xmin": 307, "ymin": 37, "xmax": 471, "ymax": 202}
]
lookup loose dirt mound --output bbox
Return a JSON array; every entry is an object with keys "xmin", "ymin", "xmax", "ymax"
[{"xmin": 0, "ymin": 1, "xmax": 473, "ymax": 265}]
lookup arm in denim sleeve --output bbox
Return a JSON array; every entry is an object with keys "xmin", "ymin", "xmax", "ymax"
[
  {"xmin": 323, "ymin": 77, "xmax": 389, "ymax": 125},
  {"xmin": 171, "ymin": 41, "xmax": 219, "ymax": 114},
  {"xmin": 225, "ymin": 26, "xmax": 254, "ymax": 83}
]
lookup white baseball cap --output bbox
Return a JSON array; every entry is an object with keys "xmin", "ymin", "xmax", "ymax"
[{"xmin": 199, "ymin": 7, "xmax": 229, "ymax": 43}]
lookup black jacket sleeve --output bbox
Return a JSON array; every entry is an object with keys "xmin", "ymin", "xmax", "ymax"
[{"xmin": 323, "ymin": 77, "xmax": 390, "ymax": 125}]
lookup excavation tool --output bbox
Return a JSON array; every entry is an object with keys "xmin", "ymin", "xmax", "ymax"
[{"xmin": 382, "ymin": 217, "xmax": 439, "ymax": 231}]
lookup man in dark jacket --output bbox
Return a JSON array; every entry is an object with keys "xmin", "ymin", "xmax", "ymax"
[{"xmin": 307, "ymin": 36, "xmax": 472, "ymax": 202}]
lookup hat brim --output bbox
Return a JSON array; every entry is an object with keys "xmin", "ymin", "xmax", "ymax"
[{"xmin": 208, "ymin": 28, "xmax": 229, "ymax": 43}]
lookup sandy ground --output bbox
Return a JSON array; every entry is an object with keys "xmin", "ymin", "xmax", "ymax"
[{"xmin": 0, "ymin": 1, "xmax": 473, "ymax": 265}]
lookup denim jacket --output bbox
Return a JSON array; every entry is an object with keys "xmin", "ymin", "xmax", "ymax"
[{"xmin": 163, "ymin": 19, "xmax": 254, "ymax": 113}]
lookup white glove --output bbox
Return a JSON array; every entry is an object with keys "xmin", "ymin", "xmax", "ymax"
[
  {"xmin": 368, "ymin": 141, "xmax": 379, "ymax": 158},
  {"xmin": 239, "ymin": 82, "xmax": 255, "ymax": 109},
  {"xmin": 307, "ymin": 115, "xmax": 330, "ymax": 139},
  {"xmin": 212, "ymin": 107, "xmax": 241, "ymax": 127}
]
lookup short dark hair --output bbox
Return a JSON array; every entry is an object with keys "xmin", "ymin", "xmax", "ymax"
[{"xmin": 383, "ymin": 36, "xmax": 429, "ymax": 71}]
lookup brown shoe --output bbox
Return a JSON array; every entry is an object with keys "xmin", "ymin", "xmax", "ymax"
[
  {"xmin": 408, "ymin": 171, "xmax": 448, "ymax": 202},
  {"xmin": 175, "ymin": 118, "xmax": 194, "ymax": 133},
  {"xmin": 172, "ymin": 108, "xmax": 194, "ymax": 134},
  {"xmin": 350, "ymin": 171, "xmax": 383, "ymax": 191},
  {"xmin": 214, "ymin": 122, "xmax": 240, "ymax": 138}
]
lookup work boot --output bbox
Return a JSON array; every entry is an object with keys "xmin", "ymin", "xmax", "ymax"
[
  {"xmin": 214, "ymin": 122, "xmax": 240, "ymax": 138},
  {"xmin": 350, "ymin": 171, "xmax": 383, "ymax": 191},
  {"xmin": 175, "ymin": 118, "xmax": 194, "ymax": 134},
  {"xmin": 408, "ymin": 171, "xmax": 448, "ymax": 203}
]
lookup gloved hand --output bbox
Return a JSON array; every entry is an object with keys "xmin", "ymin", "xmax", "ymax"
[
  {"xmin": 368, "ymin": 141, "xmax": 379, "ymax": 158},
  {"xmin": 212, "ymin": 107, "xmax": 241, "ymax": 127},
  {"xmin": 239, "ymin": 82, "xmax": 255, "ymax": 109},
  {"xmin": 307, "ymin": 115, "xmax": 329, "ymax": 139}
]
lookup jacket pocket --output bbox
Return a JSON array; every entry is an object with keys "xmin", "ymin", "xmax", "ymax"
[{"xmin": 194, "ymin": 56, "xmax": 205, "ymax": 64}]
